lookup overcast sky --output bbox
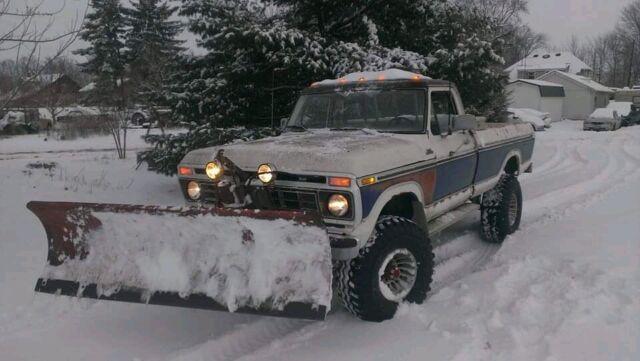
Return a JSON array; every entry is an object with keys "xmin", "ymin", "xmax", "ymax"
[
  {"xmin": 525, "ymin": 0, "xmax": 633, "ymax": 47},
  {"xmin": 0, "ymin": 0, "xmax": 635, "ymax": 61}
]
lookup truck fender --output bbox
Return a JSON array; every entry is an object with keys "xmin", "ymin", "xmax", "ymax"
[
  {"xmin": 500, "ymin": 149, "xmax": 523, "ymax": 175},
  {"xmin": 352, "ymin": 182, "xmax": 427, "ymax": 242}
]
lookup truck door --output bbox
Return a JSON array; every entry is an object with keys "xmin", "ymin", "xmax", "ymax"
[{"xmin": 426, "ymin": 89, "xmax": 478, "ymax": 218}]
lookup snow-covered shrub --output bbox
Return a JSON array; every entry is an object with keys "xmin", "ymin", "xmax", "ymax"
[
  {"xmin": 140, "ymin": 0, "xmax": 509, "ymax": 175},
  {"xmin": 138, "ymin": 127, "xmax": 281, "ymax": 176}
]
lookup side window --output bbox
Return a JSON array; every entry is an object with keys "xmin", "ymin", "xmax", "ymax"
[{"xmin": 430, "ymin": 91, "xmax": 458, "ymax": 135}]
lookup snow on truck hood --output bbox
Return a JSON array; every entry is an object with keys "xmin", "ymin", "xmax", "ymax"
[{"xmin": 180, "ymin": 130, "xmax": 426, "ymax": 177}]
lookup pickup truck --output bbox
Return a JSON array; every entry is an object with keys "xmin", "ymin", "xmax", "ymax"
[{"xmin": 177, "ymin": 69, "xmax": 535, "ymax": 321}]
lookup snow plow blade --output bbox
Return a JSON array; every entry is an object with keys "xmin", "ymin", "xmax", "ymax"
[{"xmin": 27, "ymin": 201, "xmax": 332, "ymax": 321}]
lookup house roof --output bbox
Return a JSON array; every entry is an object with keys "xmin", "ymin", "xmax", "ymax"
[
  {"xmin": 508, "ymin": 79, "xmax": 565, "ymax": 97},
  {"xmin": 538, "ymin": 71, "xmax": 613, "ymax": 93},
  {"xmin": 511, "ymin": 79, "xmax": 563, "ymax": 88},
  {"xmin": 506, "ymin": 52, "xmax": 592, "ymax": 80}
]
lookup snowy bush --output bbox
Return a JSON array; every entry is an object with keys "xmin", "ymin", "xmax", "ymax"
[
  {"xmin": 140, "ymin": 0, "xmax": 509, "ymax": 175},
  {"xmin": 138, "ymin": 126, "xmax": 280, "ymax": 176}
]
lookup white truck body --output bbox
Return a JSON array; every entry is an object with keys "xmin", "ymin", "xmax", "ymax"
[{"xmin": 178, "ymin": 70, "xmax": 535, "ymax": 260}]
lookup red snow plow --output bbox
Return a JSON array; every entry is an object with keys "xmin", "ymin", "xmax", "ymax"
[{"xmin": 27, "ymin": 201, "xmax": 333, "ymax": 321}]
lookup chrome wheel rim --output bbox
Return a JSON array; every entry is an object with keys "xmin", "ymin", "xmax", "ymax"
[
  {"xmin": 508, "ymin": 191, "xmax": 519, "ymax": 228},
  {"xmin": 378, "ymin": 249, "xmax": 418, "ymax": 302}
]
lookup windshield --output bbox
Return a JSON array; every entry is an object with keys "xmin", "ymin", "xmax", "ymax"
[{"xmin": 287, "ymin": 89, "xmax": 426, "ymax": 132}]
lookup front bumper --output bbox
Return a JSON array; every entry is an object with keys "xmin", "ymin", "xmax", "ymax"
[{"xmin": 584, "ymin": 123, "xmax": 613, "ymax": 131}]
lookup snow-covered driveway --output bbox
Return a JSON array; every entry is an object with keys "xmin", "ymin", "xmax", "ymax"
[{"xmin": 0, "ymin": 121, "xmax": 638, "ymax": 361}]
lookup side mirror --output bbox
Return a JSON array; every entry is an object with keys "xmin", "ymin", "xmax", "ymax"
[
  {"xmin": 280, "ymin": 118, "xmax": 288, "ymax": 128},
  {"xmin": 452, "ymin": 114, "xmax": 477, "ymax": 131}
]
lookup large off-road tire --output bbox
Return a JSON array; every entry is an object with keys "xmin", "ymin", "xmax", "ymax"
[
  {"xmin": 336, "ymin": 216, "xmax": 434, "ymax": 322},
  {"xmin": 480, "ymin": 174, "xmax": 522, "ymax": 243}
]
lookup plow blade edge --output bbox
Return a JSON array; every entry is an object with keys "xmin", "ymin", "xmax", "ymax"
[{"xmin": 27, "ymin": 201, "xmax": 332, "ymax": 321}]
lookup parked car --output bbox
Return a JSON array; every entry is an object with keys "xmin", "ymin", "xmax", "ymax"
[
  {"xmin": 584, "ymin": 108, "xmax": 622, "ymax": 131},
  {"xmin": 56, "ymin": 107, "xmax": 102, "ymax": 123},
  {"xmin": 607, "ymin": 101, "xmax": 634, "ymax": 126},
  {"xmin": 513, "ymin": 108, "xmax": 552, "ymax": 128},
  {"xmin": 128, "ymin": 107, "xmax": 171, "ymax": 128},
  {"xmin": 625, "ymin": 102, "xmax": 640, "ymax": 126},
  {"xmin": 507, "ymin": 108, "xmax": 546, "ymax": 131},
  {"xmin": 0, "ymin": 110, "xmax": 39, "ymax": 135}
]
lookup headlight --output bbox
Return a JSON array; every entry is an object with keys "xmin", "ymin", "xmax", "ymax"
[
  {"xmin": 327, "ymin": 194, "xmax": 349, "ymax": 217},
  {"xmin": 205, "ymin": 160, "xmax": 222, "ymax": 180},
  {"xmin": 257, "ymin": 163, "xmax": 276, "ymax": 184},
  {"xmin": 186, "ymin": 181, "xmax": 201, "ymax": 200}
]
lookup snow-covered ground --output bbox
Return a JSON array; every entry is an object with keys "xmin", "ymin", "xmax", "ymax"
[{"xmin": 0, "ymin": 120, "xmax": 638, "ymax": 360}]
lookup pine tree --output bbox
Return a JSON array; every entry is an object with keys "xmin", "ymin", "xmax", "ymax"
[
  {"xmin": 124, "ymin": 0, "xmax": 184, "ymax": 107},
  {"xmin": 75, "ymin": 0, "xmax": 128, "ymax": 108},
  {"xmin": 140, "ymin": 0, "xmax": 512, "ymax": 175},
  {"xmin": 74, "ymin": 0, "xmax": 129, "ymax": 158}
]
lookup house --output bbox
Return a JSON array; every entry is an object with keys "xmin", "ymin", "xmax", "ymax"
[
  {"xmin": 506, "ymin": 79, "xmax": 565, "ymax": 121},
  {"xmin": 537, "ymin": 71, "xmax": 613, "ymax": 120},
  {"xmin": 10, "ymin": 74, "xmax": 80, "ymax": 108},
  {"xmin": 506, "ymin": 52, "xmax": 592, "ymax": 82}
]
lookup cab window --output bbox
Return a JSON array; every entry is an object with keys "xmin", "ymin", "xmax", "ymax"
[{"xmin": 430, "ymin": 91, "xmax": 458, "ymax": 135}]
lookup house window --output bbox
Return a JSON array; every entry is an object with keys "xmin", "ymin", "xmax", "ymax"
[{"xmin": 528, "ymin": 72, "xmax": 536, "ymax": 79}]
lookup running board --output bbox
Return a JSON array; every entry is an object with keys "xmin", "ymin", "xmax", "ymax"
[{"xmin": 428, "ymin": 203, "xmax": 480, "ymax": 236}]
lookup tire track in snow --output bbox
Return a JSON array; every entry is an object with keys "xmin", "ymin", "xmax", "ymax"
[{"xmin": 163, "ymin": 318, "xmax": 310, "ymax": 361}]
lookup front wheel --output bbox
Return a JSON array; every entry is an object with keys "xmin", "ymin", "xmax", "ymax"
[
  {"xmin": 336, "ymin": 216, "xmax": 434, "ymax": 322},
  {"xmin": 480, "ymin": 174, "xmax": 522, "ymax": 243}
]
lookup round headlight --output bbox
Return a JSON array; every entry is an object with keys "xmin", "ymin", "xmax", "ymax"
[
  {"xmin": 205, "ymin": 160, "xmax": 222, "ymax": 180},
  {"xmin": 257, "ymin": 163, "xmax": 276, "ymax": 184},
  {"xmin": 187, "ymin": 181, "xmax": 201, "ymax": 200},
  {"xmin": 328, "ymin": 194, "xmax": 349, "ymax": 217}
]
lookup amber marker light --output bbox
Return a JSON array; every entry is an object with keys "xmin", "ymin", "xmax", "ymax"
[
  {"xmin": 338, "ymin": 78, "xmax": 347, "ymax": 85},
  {"xmin": 329, "ymin": 177, "xmax": 351, "ymax": 187},
  {"xmin": 376, "ymin": 74, "xmax": 385, "ymax": 81},
  {"xmin": 361, "ymin": 176, "xmax": 377, "ymax": 186},
  {"xmin": 411, "ymin": 74, "xmax": 422, "ymax": 80},
  {"xmin": 178, "ymin": 166, "xmax": 193, "ymax": 176}
]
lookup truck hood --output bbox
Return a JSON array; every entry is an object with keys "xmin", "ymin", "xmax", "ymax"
[{"xmin": 180, "ymin": 129, "xmax": 427, "ymax": 177}]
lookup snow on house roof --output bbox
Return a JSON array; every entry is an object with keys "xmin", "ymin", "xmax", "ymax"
[
  {"xmin": 313, "ymin": 69, "xmax": 430, "ymax": 86},
  {"xmin": 539, "ymin": 71, "xmax": 613, "ymax": 94},
  {"xmin": 511, "ymin": 79, "xmax": 563, "ymax": 88},
  {"xmin": 79, "ymin": 82, "xmax": 96, "ymax": 92},
  {"xmin": 36, "ymin": 73, "xmax": 63, "ymax": 84},
  {"xmin": 505, "ymin": 52, "xmax": 591, "ymax": 80}
]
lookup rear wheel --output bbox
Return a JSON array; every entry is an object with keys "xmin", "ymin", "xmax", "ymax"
[
  {"xmin": 480, "ymin": 174, "xmax": 522, "ymax": 243},
  {"xmin": 131, "ymin": 113, "xmax": 145, "ymax": 126},
  {"xmin": 336, "ymin": 216, "xmax": 434, "ymax": 322}
]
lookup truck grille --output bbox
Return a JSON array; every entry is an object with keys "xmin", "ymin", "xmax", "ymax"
[
  {"xmin": 270, "ymin": 189, "xmax": 319, "ymax": 211},
  {"xmin": 195, "ymin": 183, "xmax": 319, "ymax": 212}
]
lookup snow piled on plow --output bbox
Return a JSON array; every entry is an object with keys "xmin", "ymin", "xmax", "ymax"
[{"xmin": 42, "ymin": 212, "xmax": 333, "ymax": 313}]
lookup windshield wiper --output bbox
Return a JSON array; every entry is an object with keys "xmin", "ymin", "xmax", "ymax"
[
  {"xmin": 330, "ymin": 127, "xmax": 362, "ymax": 131},
  {"xmin": 284, "ymin": 124, "xmax": 307, "ymax": 132}
]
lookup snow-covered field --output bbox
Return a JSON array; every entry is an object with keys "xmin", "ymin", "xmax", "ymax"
[{"xmin": 0, "ymin": 121, "xmax": 638, "ymax": 361}]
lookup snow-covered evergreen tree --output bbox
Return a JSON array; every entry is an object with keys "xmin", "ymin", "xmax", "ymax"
[
  {"xmin": 74, "ymin": 0, "xmax": 128, "ymax": 108},
  {"xmin": 141, "ymin": 0, "xmax": 510, "ymax": 175},
  {"xmin": 124, "ymin": 0, "xmax": 184, "ymax": 107}
]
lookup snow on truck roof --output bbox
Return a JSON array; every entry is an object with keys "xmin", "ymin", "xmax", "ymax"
[{"xmin": 311, "ymin": 69, "xmax": 434, "ymax": 87}]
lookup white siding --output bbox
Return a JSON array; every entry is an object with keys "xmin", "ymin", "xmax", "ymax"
[
  {"xmin": 540, "ymin": 97, "xmax": 564, "ymax": 122},
  {"xmin": 507, "ymin": 83, "xmax": 541, "ymax": 109},
  {"xmin": 507, "ymin": 82, "xmax": 564, "ymax": 121},
  {"xmin": 539, "ymin": 73, "xmax": 593, "ymax": 119}
]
